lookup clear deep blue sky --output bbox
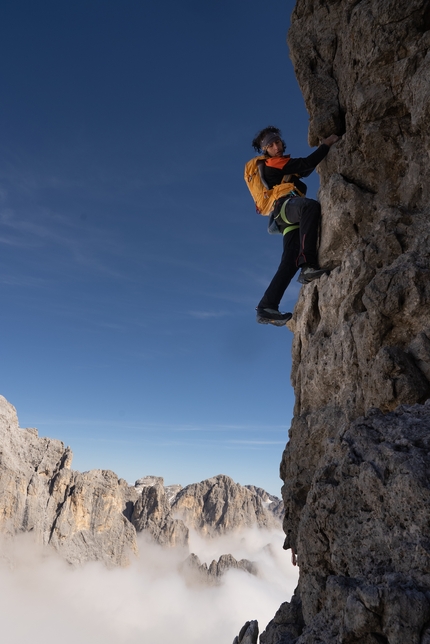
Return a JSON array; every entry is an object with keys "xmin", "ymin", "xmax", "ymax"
[{"xmin": 0, "ymin": 0, "xmax": 321, "ymax": 495}]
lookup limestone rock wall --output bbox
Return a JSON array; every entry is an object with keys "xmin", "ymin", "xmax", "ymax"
[
  {"xmin": 0, "ymin": 395, "xmax": 137, "ymax": 566},
  {"xmin": 294, "ymin": 403, "xmax": 430, "ymax": 643},
  {"xmin": 181, "ymin": 552, "xmax": 258, "ymax": 585},
  {"xmin": 283, "ymin": 0, "xmax": 430, "ymax": 552},
  {"xmin": 131, "ymin": 482, "xmax": 189, "ymax": 547},
  {"xmin": 267, "ymin": 0, "xmax": 430, "ymax": 641},
  {"xmin": 245, "ymin": 485, "xmax": 285, "ymax": 522},
  {"xmin": 171, "ymin": 474, "xmax": 279, "ymax": 536},
  {"xmin": 0, "ymin": 397, "xmax": 280, "ymax": 568}
]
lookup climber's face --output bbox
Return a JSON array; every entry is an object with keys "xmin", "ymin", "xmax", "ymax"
[{"xmin": 265, "ymin": 138, "xmax": 284, "ymax": 157}]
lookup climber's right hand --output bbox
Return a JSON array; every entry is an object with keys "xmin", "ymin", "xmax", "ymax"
[{"xmin": 321, "ymin": 134, "xmax": 341, "ymax": 147}]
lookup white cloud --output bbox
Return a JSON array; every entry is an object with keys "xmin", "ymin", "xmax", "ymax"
[
  {"xmin": 187, "ymin": 310, "xmax": 229, "ymax": 319},
  {"xmin": 228, "ymin": 440, "xmax": 286, "ymax": 445},
  {"xmin": 0, "ymin": 528, "xmax": 298, "ymax": 644}
]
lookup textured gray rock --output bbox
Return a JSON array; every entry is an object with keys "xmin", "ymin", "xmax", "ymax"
[
  {"xmin": 233, "ymin": 621, "xmax": 259, "ymax": 644},
  {"xmin": 48, "ymin": 468, "xmax": 138, "ymax": 566},
  {"xmin": 245, "ymin": 485, "xmax": 284, "ymax": 523},
  {"xmin": 165, "ymin": 483, "xmax": 183, "ymax": 503},
  {"xmin": 294, "ymin": 403, "xmax": 430, "ymax": 642},
  {"xmin": 133, "ymin": 475, "xmax": 183, "ymax": 502},
  {"xmin": 0, "ymin": 397, "xmax": 279, "ymax": 567},
  {"xmin": 238, "ymin": 0, "xmax": 430, "ymax": 641},
  {"xmin": 171, "ymin": 474, "xmax": 278, "ymax": 536},
  {"xmin": 260, "ymin": 589, "xmax": 304, "ymax": 644},
  {"xmin": 134, "ymin": 475, "xmax": 165, "ymax": 494},
  {"xmin": 181, "ymin": 552, "xmax": 257, "ymax": 585},
  {"xmin": 131, "ymin": 482, "xmax": 189, "ymax": 548},
  {"xmin": 259, "ymin": 0, "xmax": 430, "ymax": 641},
  {"xmin": 0, "ymin": 395, "xmax": 137, "ymax": 566}
]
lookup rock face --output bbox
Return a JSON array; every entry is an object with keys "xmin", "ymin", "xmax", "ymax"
[
  {"xmin": 134, "ymin": 475, "xmax": 165, "ymax": 494},
  {"xmin": 256, "ymin": 0, "xmax": 430, "ymax": 642},
  {"xmin": 180, "ymin": 552, "xmax": 258, "ymax": 585},
  {"xmin": 0, "ymin": 396, "xmax": 137, "ymax": 567},
  {"xmin": 245, "ymin": 485, "xmax": 284, "ymax": 522},
  {"xmin": 233, "ymin": 621, "xmax": 259, "ymax": 644},
  {"xmin": 260, "ymin": 591, "xmax": 304, "ymax": 644},
  {"xmin": 165, "ymin": 483, "xmax": 183, "ymax": 502},
  {"xmin": 171, "ymin": 474, "xmax": 279, "ymax": 536},
  {"xmin": 131, "ymin": 482, "xmax": 189, "ymax": 548},
  {"xmin": 0, "ymin": 397, "xmax": 280, "ymax": 567},
  {"xmin": 293, "ymin": 403, "xmax": 430, "ymax": 643},
  {"xmin": 283, "ymin": 0, "xmax": 430, "ymax": 553}
]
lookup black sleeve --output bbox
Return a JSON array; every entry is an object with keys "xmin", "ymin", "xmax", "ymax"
[{"xmin": 284, "ymin": 144, "xmax": 329, "ymax": 177}]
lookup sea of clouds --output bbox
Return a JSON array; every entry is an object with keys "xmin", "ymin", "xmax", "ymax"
[{"xmin": 0, "ymin": 527, "xmax": 299, "ymax": 643}]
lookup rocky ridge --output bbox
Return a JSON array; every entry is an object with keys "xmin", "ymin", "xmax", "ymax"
[
  {"xmin": 246, "ymin": 485, "xmax": 284, "ymax": 522},
  {"xmin": 0, "ymin": 397, "xmax": 136, "ymax": 567},
  {"xmin": 235, "ymin": 0, "xmax": 430, "ymax": 641},
  {"xmin": 0, "ymin": 396, "xmax": 281, "ymax": 572},
  {"xmin": 171, "ymin": 475, "xmax": 281, "ymax": 536},
  {"xmin": 180, "ymin": 552, "xmax": 258, "ymax": 585}
]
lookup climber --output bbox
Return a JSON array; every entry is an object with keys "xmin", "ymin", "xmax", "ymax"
[{"xmin": 245, "ymin": 126, "xmax": 340, "ymax": 326}]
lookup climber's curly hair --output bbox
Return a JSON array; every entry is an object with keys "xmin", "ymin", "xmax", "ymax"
[{"xmin": 252, "ymin": 125, "xmax": 286, "ymax": 154}]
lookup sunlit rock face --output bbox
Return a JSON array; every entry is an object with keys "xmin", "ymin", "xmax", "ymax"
[
  {"xmin": 264, "ymin": 0, "xmax": 430, "ymax": 641},
  {"xmin": 0, "ymin": 396, "xmax": 138, "ymax": 567},
  {"xmin": 245, "ymin": 485, "xmax": 285, "ymax": 523},
  {"xmin": 131, "ymin": 482, "xmax": 189, "ymax": 548},
  {"xmin": 0, "ymin": 396, "xmax": 282, "ymax": 568},
  {"xmin": 171, "ymin": 475, "xmax": 280, "ymax": 536},
  {"xmin": 180, "ymin": 552, "xmax": 258, "ymax": 586}
]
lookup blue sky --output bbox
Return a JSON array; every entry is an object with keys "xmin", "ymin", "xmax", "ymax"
[{"xmin": 0, "ymin": 0, "xmax": 320, "ymax": 495}]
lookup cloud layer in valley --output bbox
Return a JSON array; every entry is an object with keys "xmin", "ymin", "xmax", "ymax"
[{"xmin": 0, "ymin": 527, "xmax": 298, "ymax": 644}]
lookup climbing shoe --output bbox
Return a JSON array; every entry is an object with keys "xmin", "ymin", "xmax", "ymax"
[
  {"xmin": 297, "ymin": 265, "xmax": 328, "ymax": 284},
  {"xmin": 256, "ymin": 307, "xmax": 292, "ymax": 326}
]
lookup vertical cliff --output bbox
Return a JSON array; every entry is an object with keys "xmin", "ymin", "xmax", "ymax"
[
  {"xmin": 0, "ymin": 396, "xmax": 139, "ymax": 566},
  {"xmin": 0, "ymin": 396, "xmax": 282, "ymax": 570},
  {"xmin": 259, "ymin": 0, "xmax": 430, "ymax": 642}
]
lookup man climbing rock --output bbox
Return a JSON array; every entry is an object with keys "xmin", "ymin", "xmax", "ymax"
[{"xmin": 244, "ymin": 126, "xmax": 339, "ymax": 326}]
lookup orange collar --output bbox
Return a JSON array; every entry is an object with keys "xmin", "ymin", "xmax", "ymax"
[{"xmin": 265, "ymin": 155, "xmax": 290, "ymax": 169}]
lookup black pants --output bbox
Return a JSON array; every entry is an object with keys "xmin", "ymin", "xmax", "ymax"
[{"xmin": 257, "ymin": 197, "xmax": 321, "ymax": 310}]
